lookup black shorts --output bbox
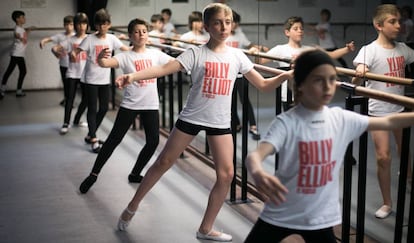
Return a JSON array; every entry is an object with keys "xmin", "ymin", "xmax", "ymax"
[{"xmin": 175, "ymin": 119, "xmax": 231, "ymax": 136}]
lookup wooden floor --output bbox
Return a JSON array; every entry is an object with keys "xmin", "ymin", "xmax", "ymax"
[{"xmin": 0, "ymin": 89, "xmax": 410, "ymax": 243}]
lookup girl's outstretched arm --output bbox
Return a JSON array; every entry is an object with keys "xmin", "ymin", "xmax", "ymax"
[{"xmin": 244, "ymin": 68, "xmax": 294, "ymax": 92}]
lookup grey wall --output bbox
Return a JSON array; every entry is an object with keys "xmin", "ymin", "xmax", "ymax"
[{"xmin": 0, "ymin": 0, "xmax": 413, "ymax": 90}]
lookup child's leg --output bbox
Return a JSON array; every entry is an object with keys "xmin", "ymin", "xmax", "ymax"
[
  {"xmin": 371, "ymin": 130, "xmax": 392, "ymax": 217},
  {"xmin": 63, "ymin": 78, "xmax": 78, "ymax": 125},
  {"xmin": 73, "ymin": 82, "xmax": 87, "ymax": 124},
  {"xmin": 2, "ymin": 56, "xmax": 18, "ymax": 87},
  {"xmin": 125, "ymin": 127, "xmax": 194, "ymax": 213},
  {"xmin": 95, "ymin": 85, "xmax": 109, "ymax": 130},
  {"xmin": 85, "ymin": 84, "xmax": 98, "ymax": 139},
  {"xmin": 392, "ymin": 128, "xmax": 412, "ymax": 181},
  {"xmin": 91, "ymin": 107, "xmax": 137, "ymax": 175},
  {"xmin": 301, "ymin": 227, "xmax": 337, "ymax": 243},
  {"xmin": 15, "ymin": 57, "xmax": 27, "ymax": 92},
  {"xmin": 244, "ymin": 218, "xmax": 291, "ymax": 243},
  {"xmin": 59, "ymin": 66, "xmax": 68, "ymax": 102},
  {"xmin": 198, "ymin": 134, "xmax": 234, "ymax": 235},
  {"xmin": 130, "ymin": 110, "xmax": 160, "ymax": 177}
]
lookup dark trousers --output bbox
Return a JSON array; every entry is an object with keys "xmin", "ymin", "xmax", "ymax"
[
  {"xmin": 59, "ymin": 66, "xmax": 69, "ymax": 100},
  {"xmin": 244, "ymin": 218, "xmax": 337, "ymax": 243},
  {"xmin": 231, "ymin": 77, "xmax": 257, "ymax": 127},
  {"xmin": 63, "ymin": 79, "xmax": 87, "ymax": 125},
  {"xmin": 85, "ymin": 83, "xmax": 109, "ymax": 139},
  {"xmin": 91, "ymin": 108, "xmax": 160, "ymax": 176},
  {"xmin": 2, "ymin": 56, "xmax": 26, "ymax": 90}
]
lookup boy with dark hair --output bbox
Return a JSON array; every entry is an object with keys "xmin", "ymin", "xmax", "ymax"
[
  {"xmin": 1, "ymin": 10, "xmax": 30, "ymax": 98},
  {"xmin": 40, "ymin": 15, "xmax": 75, "ymax": 105}
]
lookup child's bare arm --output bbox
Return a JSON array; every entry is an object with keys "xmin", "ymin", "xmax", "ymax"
[
  {"xmin": 97, "ymin": 48, "xmax": 119, "ymax": 68},
  {"xmin": 351, "ymin": 63, "xmax": 369, "ymax": 85},
  {"xmin": 244, "ymin": 68, "xmax": 294, "ymax": 92},
  {"xmin": 368, "ymin": 112, "xmax": 414, "ymax": 131},
  {"xmin": 326, "ymin": 40, "xmax": 355, "ymax": 59},
  {"xmin": 246, "ymin": 142, "xmax": 289, "ymax": 205}
]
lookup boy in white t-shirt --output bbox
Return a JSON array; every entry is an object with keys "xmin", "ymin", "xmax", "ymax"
[
  {"xmin": 39, "ymin": 15, "xmax": 75, "ymax": 106},
  {"xmin": 352, "ymin": 4, "xmax": 414, "ymax": 219},
  {"xmin": 1, "ymin": 10, "xmax": 30, "ymax": 98},
  {"xmin": 161, "ymin": 8, "xmax": 178, "ymax": 38},
  {"xmin": 79, "ymin": 18, "xmax": 173, "ymax": 193},
  {"xmin": 114, "ymin": 3, "xmax": 292, "ymax": 241},
  {"xmin": 260, "ymin": 16, "xmax": 354, "ymax": 111},
  {"xmin": 245, "ymin": 49, "xmax": 414, "ymax": 243},
  {"xmin": 71, "ymin": 8, "xmax": 130, "ymax": 153},
  {"xmin": 174, "ymin": 11, "xmax": 210, "ymax": 49},
  {"xmin": 58, "ymin": 12, "xmax": 89, "ymax": 135}
]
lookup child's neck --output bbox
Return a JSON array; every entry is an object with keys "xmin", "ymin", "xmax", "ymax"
[
  {"xmin": 132, "ymin": 44, "xmax": 146, "ymax": 53},
  {"xmin": 288, "ymin": 39, "xmax": 302, "ymax": 48},
  {"xmin": 76, "ymin": 32, "xmax": 86, "ymax": 38},
  {"xmin": 206, "ymin": 39, "xmax": 227, "ymax": 52},
  {"xmin": 96, "ymin": 32, "xmax": 107, "ymax": 39},
  {"xmin": 376, "ymin": 34, "xmax": 396, "ymax": 49}
]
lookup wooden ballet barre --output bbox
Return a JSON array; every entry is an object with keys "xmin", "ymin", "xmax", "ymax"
[
  {"xmin": 337, "ymin": 81, "xmax": 414, "ymax": 109},
  {"xmin": 147, "ymin": 42, "xmax": 186, "ymax": 53},
  {"xmin": 336, "ymin": 67, "xmax": 414, "ymax": 86},
  {"xmin": 253, "ymin": 64, "xmax": 287, "ymax": 75}
]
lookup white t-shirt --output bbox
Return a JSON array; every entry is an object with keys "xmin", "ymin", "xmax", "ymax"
[
  {"xmin": 50, "ymin": 32, "xmax": 75, "ymax": 67},
  {"xmin": 163, "ymin": 22, "xmax": 175, "ymax": 38},
  {"xmin": 178, "ymin": 31, "xmax": 210, "ymax": 49},
  {"xmin": 260, "ymin": 104, "xmax": 369, "ymax": 230},
  {"xmin": 64, "ymin": 35, "xmax": 88, "ymax": 79},
  {"xmin": 176, "ymin": 45, "xmax": 254, "ymax": 128},
  {"xmin": 11, "ymin": 26, "xmax": 27, "ymax": 57},
  {"xmin": 315, "ymin": 22, "xmax": 336, "ymax": 49},
  {"xmin": 225, "ymin": 30, "xmax": 251, "ymax": 49},
  {"xmin": 115, "ymin": 49, "xmax": 172, "ymax": 110},
  {"xmin": 79, "ymin": 33, "xmax": 124, "ymax": 85},
  {"xmin": 353, "ymin": 41, "xmax": 414, "ymax": 116},
  {"xmin": 266, "ymin": 44, "xmax": 312, "ymax": 102}
]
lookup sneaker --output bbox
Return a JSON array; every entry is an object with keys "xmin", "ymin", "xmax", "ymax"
[
  {"xmin": 79, "ymin": 174, "xmax": 97, "ymax": 193},
  {"xmin": 196, "ymin": 230, "xmax": 232, "ymax": 242},
  {"xmin": 60, "ymin": 124, "xmax": 69, "ymax": 135},
  {"xmin": 91, "ymin": 141, "xmax": 101, "ymax": 153},
  {"xmin": 375, "ymin": 205, "xmax": 392, "ymax": 219},
  {"xmin": 59, "ymin": 99, "xmax": 65, "ymax": 106},
  {"xmin": 85, "ymin": 136, "xmax": 104, "ymax": 145},
  {"xmin": 128, "ymin": 174, "xmax": 143, "ymax": 183},
  {"xmin": 16, "ymin": 91, "xmax": 26, "ymax": 97},
  {"xmin": 73, "ymin": 121, "xmax": 88, "ymax": 128}
]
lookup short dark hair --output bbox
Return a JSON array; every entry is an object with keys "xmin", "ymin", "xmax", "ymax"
[
  {"xmin": 63, "ymin": 15, "xmax": 74, "ymax": 24},
  {"xmin": 74, "ymin": 12, "xmax": 89, "ymax": 31},
  {"xmin": 11, "ymin": 10, "xmax": 25, "ymax": 22},
  {"xmin": 284, "ymin": 16, "xmax": 303, "ymax": 31},
  {"xmin": 151, "ymin": 14, "xmax": 164, "ymax": 23},
  {"xmin": 161, "ymin": 8, "xmax": 172, "ymax": 16},
  {"xmin": 320, "ymin": 9, "xmax": 331, "ymax": 21},
  {"xmin": 128, "ymin": 18, "xmax": 149, "ymax": 34},
  {"xmin": 232, "ymin": 10, "xmax": 241, "ymax": 24},
  {"xmin": 188, "ymin": 11, "xmax": 202, "ymax": 30},
  {"xmin": 94, "ymin": 8, "xmax": 111, "ymax": 25}
]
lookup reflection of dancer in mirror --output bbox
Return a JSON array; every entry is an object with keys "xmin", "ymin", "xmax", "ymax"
[
  {"xmin": 352, "ymin": 4, "xmax": 414, "ymax": 219},
  {"xmin": 226, "ymin": 10, "xmax": 268, "ymax": 140},
  {"xmin": 245, "ymin": 49, "xmax": 414, "ymax": 243},
  {"xmin": 115, "ymin": 3, "xmax": 292, "ymax": 241}
]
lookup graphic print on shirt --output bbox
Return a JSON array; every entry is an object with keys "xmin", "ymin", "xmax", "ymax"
[
  {"xmin": 384, "ymin": 56, "xmax": 405, "ymax": 87},
  {"xmin": 94, "ymin": 45, "xmax": 109, "ymax": 63},
  {"xmin": 297, "ymin": 138, "xmax": 336, "ymax": 194},
  {"xmin": 73, "ymin": 43, "xmax": 87, "ymax": 63},
  {"xmin": 202, "ymin": 61, "xmax": 231, "ymax": 98},
  {"xmin": 134, "ymin": 59, "xmax": 154, "ymax": 87}
]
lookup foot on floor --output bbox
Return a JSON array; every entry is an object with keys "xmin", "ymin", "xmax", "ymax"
[
  {"xmin": 128, "ymin": 173, "xmax": 143, "ymax": 183},
  {"xmin": 375, "ymin": 205, "xmax": 392, "ymax": 219},
  {"xmin": 79, "ymin": 174, "xmax": 97, "ymax": 194},
  {"xmin": 118, "ymin": 207, "xmax": 136, "ymax": 231},
  {"xmin": 196, "ymin": 229, "xmax": 232, "ymax": 242}
]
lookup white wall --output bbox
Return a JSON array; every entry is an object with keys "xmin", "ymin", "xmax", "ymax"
[{"xmin": 0, "ymin": 0, "xmax": 413, "ymax": 90}]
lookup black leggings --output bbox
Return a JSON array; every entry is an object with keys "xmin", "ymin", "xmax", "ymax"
[
  {"xmin": 85, "ymin": 83, "xmax": 109, "ymax": 138},
  {"xmin": 244, "ymin": 218, "xmax": 337, "ymax": 243},
  {"xmin": 59, "ymin": 66, "xmax": 69, "ymax": 100},
  {"xmin": 63, "ymin": 79, "xmax": 87, "ymax": 125},
  {"xmin": 2, "ymin": 56, "xmax": 26, "ymax": 90},
  {"xmin": 231, "ymin": 77, "xmax": 257, "ymax": 127},
  {"xmin": 91, "ymin": 108, "xmax": 160, "ymax": 176}
]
